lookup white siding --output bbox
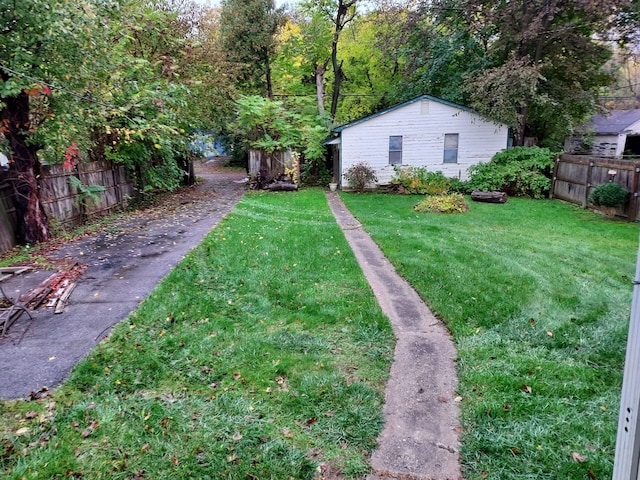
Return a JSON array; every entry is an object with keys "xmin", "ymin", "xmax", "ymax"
[{"xmin": 339, "ymin": 99, "xmax": 509, "ymax": 184}]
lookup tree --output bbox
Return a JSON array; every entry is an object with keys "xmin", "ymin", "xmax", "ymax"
[
  {"xmin": 453, "ymin": 0, "xmax": 635, "ymax": 146},
  {"xmin": 0, "ymin": 0, "xmax": 112, "ymax": 243},
  {"xmin": 219, "ymin": 0, "xmax": 285, "ymax": 98},
  {"xmin": 274, "ymin": 6, "xmax": 334, "ymax": 115},
  {"xmin": 327, "ymin": 0, "xmax": 358, "ymax": 119}
]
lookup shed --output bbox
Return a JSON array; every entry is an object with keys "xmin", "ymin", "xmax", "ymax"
[
  {"xmin": 565, "ymin": 109, "xmax": 640, "ymax": 158},
  {"xmin": 324, "ymin": 94, "xmax": 510, "ymax": 188}
]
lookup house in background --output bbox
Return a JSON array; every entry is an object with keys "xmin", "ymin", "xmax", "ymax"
[
  {"xmin": 565, "ymin": 109, "xmax": 640, "ymax": 158},
  {"xmin": 324, "ymin": 94, "xmax": 510, "ymax": 188}
]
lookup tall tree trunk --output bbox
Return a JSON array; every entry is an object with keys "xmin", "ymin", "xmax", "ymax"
[
  {"xmin": 1, "ymin": 92, "xmax": 51, "ymax": 244},
  {"xmin": 315, "ymin": 62, "xmax": 328, "ymax": 116},
  {"xmin": 329, "ymin": 0, "xmax": 357, "ymax": 120},
  {"xmin": 265, "ymin": 56, "xmax": 274, "ymax": 100}
]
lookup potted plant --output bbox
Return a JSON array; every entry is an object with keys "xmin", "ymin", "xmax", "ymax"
[{"xmin": 329, "ymin": 175, "xmax": 338, "ymax": 192}]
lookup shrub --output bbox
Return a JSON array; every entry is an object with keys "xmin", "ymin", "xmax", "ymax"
[
  {"xmin": 466, "ymin": 146, "xmax": 554, "ymax": 199},
  {"xmin": 413, "ymin": 193, "xmax": 469, "ymax": 214},
  {"xmin": 588, "ymin": 182, "xmax": 629, "ymax": 208},
  {"xmin": 448, "ymin": 177, "xmax": 472, "ymax": 195},
  {"xmin": 344, "ymin": 162, "xmax": 377, "ymax": 192},
  {"xmin": 391, "ymin": 166, "xmax": 450, "ymax": 194}
]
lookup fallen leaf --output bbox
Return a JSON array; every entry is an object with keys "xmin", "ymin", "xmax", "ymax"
[
  {"xmin": 141, "ymin": 443, "xmax": 150, "ymax": 453},
  {"xmin": 437, "ymin": 396, "xmax": 449, "ymax": 403},
  {"xmin": 282, "ymin": 428, "xmax": 294, "ymax": 438},
  {"xmin": 232, "ymin": 432, "xmax": 243, "ymax": 441},
  {"xmin": 547, "ymin": 330, "xmax": 553, "ymax": 337},
  {"xmin": 454, "ymin": 396, "xmax": 463, "ymax": 402},
  {"xmin": 15, "ymin": 427, "xmax": 30, "ymax": 436},
  {"xmin": 571, "ymin": 452, "xmax": 587, "ymax": 463},
  {"xmin": 305, "ymin": 417, "xmax": 317, "ymax": 427},
  {"xmin": 588, "ymin": 470, "xmax": 596, "ymax": 478},
  {"xmin": 171, "ymin": 454, "xmax": 179, "ymax": 466},
  {"xmin": 233, "ymin": 372, "xmax": 242, "ymax": 380},
  {"xmin": 510, "ymin": 447, "xmax": 521, "ymax": 455},
  {"xmin": 529, "ymin": 318, "xmax": 537, "ymax": 327},
  {"xmin": 25, "ymin": 411, "xmax": 38, "ymax": 419},
  {"xmin": 521, "ymin": 385, "xmax": 532, "ymax": 394}
]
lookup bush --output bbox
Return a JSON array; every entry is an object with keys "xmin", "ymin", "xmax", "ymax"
[
  {"xmin": 344, "ymin": 162, "xmax": 377, "ymax": 192},
  {"xmin": 588, "ymin": 182, "xmax": 629, "ymax": 208},
  {"xmin": 413, "ymin": 193, "xmax": 469, "ymax": 214},
  {"xmin": 391, "ymin": 166, "xmax": 450, "ymax": 194},
  {"xmin": 448, "ymin": 177, "xmax": 472, "ymax": 195},
  {"xmin": 466, "ymin": 146, "xmax": 554, "ymax": 199}
]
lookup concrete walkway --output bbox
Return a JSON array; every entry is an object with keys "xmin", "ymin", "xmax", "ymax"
[
  {"xmin": 326, "ymin": 192, "xmax": 462, "ymax": 480},
  {"xmin": 0, "ymin": 166, "xmax": 247, "ymax": 399}
]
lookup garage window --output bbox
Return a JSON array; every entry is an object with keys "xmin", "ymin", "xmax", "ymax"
[
  {"xmin": 443, "ymin": 134, "xmax": 459, "ymax": 163},
  {"xmin": 389, "ymin": 136, "xmax": 402, "ymax": 165}
]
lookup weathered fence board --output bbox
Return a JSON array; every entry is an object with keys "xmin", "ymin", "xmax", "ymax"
[
  {"xmin": 248, "ymin": 149, "xmax": 292, "ymax": 178},
  {"xmin": 0, "ymin": 179, "xmax": 16, "ymax": 253},
  {"xmin": 0, "ymin": 161, "xmax": 134, "ymax": 254},
  {"xmin": 552, "ymin": 154, "xmax": 640, "ymax": 220}
]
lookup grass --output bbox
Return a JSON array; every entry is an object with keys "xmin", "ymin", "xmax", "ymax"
[
  {"xmin": 0, "ymin": 189, "xmax": 394, "ymax": 479},
  {"xmin": 2, "ymin": 187, "xmax": 638, "ymax": 479},
  {"xmin": 339, "ymin": 193, "xmax": 638, "ymax": 479}
]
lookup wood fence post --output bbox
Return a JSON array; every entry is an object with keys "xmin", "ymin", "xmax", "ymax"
[
  {"xmin": 550, "ymin": 156, "xmax": 559, "ymax": 199},
  {"xmin": 630, "ymin": 166, "xmax": 640, "ymax": 222},
  {"xmin": 584, "ymin": 161, "xmax": 594, "ymax": 208}
]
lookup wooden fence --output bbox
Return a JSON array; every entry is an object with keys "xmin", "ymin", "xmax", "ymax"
[
  {"xmin": 0, "ymin": 160, "xmax": 134, "ymax": 254},
  {"xmin": 552, "ymin": 154, "xmax": 640, "ymax": 221},
  {"xmin": 248, "ymin": 149, "xmax": 292, "ymax": 177}
]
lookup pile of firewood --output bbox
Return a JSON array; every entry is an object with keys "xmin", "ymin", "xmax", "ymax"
[
  {"xmin": 249, "ymin": 169, "xmax": 298, "ymax": 191},
  {"xmin": 0, "ymin": 264, "xmax": 86, "ymax": 336},
  {"xmin": 17, "ymin": 271, "xmax": 78, "ymax": 314}
]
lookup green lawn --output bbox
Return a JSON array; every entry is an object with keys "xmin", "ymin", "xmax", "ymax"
[
  {"xmin": 1, "ymin": 190, "xmax": 638, "ymax": 479},
  {"xmin": 340, "ymin": 193, "xmax": 639, "ymax": 479},
  {"xmin": 0, "ymin": 190, "xmax": 394, "ymax": 479}
]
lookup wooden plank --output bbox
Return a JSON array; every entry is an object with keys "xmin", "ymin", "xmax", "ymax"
[
  {"xmin": 0, "ymin": 266, "xmax": 32, "ymax": 274},
  {"xmin": 54, "ymin": 282, "xmax": 76, "ymax": 314}
]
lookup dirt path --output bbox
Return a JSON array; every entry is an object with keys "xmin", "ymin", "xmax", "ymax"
[{"xmin": 0, "ymin": 162, "xmax": 247, "ymax": 399}]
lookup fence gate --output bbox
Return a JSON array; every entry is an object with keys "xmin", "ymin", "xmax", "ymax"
[{"xmin": 613, "ymin": 236, "xmax": 640, "ymax": 479}]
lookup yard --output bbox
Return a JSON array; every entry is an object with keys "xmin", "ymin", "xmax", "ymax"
[
  {"xmin": 1, "ymin": 189, "xmax": 638, "ymax": 479},
  {"xmin": 341, "ymin": 193, "xmax": 638, "ymax": 479}
]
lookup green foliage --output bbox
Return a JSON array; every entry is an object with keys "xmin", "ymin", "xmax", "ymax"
[
  {"xmin": 219, "ymin": 0, "xmax": 284, "ymax": 96},
  {"xmin": 233, "ymin": 95, "xmax": 330, "ymax": 175},
  {"xmin": 68, "ymin": 176, "xmax": 105, "ymax": 207},
  {"xmin": 344, "ymin": 161, "xmax": 377, "ymax": 192},
  {"xmin": 467, "ymin": 146, "xmax": 555, "ymax": 199},
  {"xmin": 588, "ymin": 182, "xmax": 630, "ymax": 208},
  {"xmin": 447, "ymin": 177, "xmax": 472, "ymax": 195},
  {"xmin": 413, "ymin": 193, "xmax": 469, "ymax": 214},
  {"xmin": 391, "ymin": 167, "xmax": 450, "ymax": 195}
]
